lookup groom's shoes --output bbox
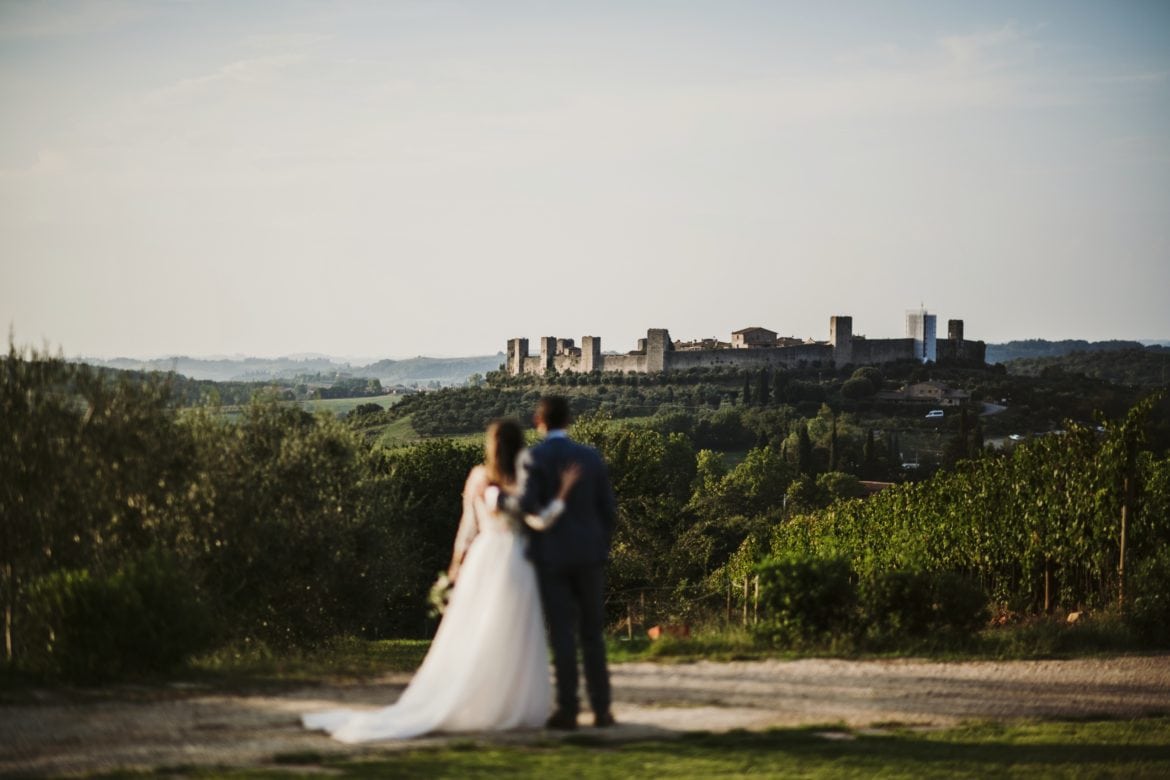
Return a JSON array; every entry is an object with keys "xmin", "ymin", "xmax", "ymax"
[
  {"xmin": 545, "ymin": 711, "xmax": 578, "ymax": 731},
  {"xmin": 594, "ymin": 711, "xmax": 616, "ymax": 728}
]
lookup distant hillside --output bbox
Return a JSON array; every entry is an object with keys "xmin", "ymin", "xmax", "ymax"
[
  {"xmin": 986, "ymin": 339, "xmax": 1145, "ymax": 364},
  {"xmin": 81, "ymin": 353, "xmax": 505, "ymax": 387},
  {"xmin": 1004, "ymin": 345, "xmax": 1170, "ymax": 387},
  {"xmin": 89, "ymin": 356, "xmax": 343, "ymax": 382},
  {"xmin": 362, "ymin": 355, "xmax": 504, "ymax": 386}
]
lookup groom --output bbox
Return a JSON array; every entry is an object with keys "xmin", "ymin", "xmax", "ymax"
[{"xmin": 500, "ymin": 395, "xmax": 618, "ymax": 729}]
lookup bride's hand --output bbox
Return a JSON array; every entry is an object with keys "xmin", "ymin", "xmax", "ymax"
[{"xmin": 557, "ymin": 463, "xmax": 583, "ymax": 501}]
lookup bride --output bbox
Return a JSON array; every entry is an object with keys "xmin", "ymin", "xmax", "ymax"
[{"xmin": 302, "ymin": 418, "xmax": 576, "ymax": 742}]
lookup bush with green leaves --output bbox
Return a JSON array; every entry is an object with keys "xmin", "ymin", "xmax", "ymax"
[
  {"xmin": 858, "ymin": 569, "xmax": 935, "ymax": 643},
  {"xmin": 858, "ymin": 569, "xmax": 987, "ymax": 646},
  {"xmin": 754, "ymin": 554, "xmax": 855, "ymax": 645},
  {"xmin": 21, "ymin": 552, "xmax": 212, "ymax": 682},
  {"xmin": 1127, "ymin": 547, "xmax": 1170, "ymax": 646},
  {"xmin": 770, "ymin": 395, "xmax": 1167, "ymax": 620},
  {"xmin": 932, "ymin": 571, "xmax": 989, "ymax": 636}
]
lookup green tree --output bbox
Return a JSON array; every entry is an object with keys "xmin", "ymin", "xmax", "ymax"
[
  {"xmin": 841, "ymin": 377, "xmax": 875, "ymax": 399},
  {"xmin": 863, "ymin": 429, "xmax": 876, "ymax": 479},
  {"xmin": 798, "ymin": 424, "xmax": 814, "ymax": 477}
]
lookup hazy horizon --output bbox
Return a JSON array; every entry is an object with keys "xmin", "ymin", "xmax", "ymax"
[
  {"xmin": 3, "ymin": 1, "xmax": 1168, "ymax": 358},
  {"xmin": 67, "ymin": 337, "xmax": 1170, "ymax": 365}
]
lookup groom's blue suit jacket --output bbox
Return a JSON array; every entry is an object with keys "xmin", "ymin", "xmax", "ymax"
[{"xmin": 515, "ymin": 434, "xmax": 617, "ymax": 571}]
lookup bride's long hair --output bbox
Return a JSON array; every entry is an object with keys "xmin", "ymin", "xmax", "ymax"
[{"xmin": 485, "ymin": 418, "xmax": 525, "ymax": 487}]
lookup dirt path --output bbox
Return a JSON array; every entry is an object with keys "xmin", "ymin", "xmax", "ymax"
[{"xmin": 3, "ymin": 656, "xmax": 1169, "ymax": 777}]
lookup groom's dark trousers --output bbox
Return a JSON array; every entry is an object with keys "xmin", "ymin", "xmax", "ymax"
[{"xmin": 510, "ymin": 432, "xmax": 617, "ymax": 719}]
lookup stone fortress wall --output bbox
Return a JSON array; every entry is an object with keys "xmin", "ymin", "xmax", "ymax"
[{"xmin": 506, "ymin": 315, "xmax": 986, "ymax": 376}]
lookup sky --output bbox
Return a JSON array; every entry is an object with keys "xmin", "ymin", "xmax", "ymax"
[{"xmin": 2, "ymin": 1, "xmax": 1168, "ymax": 360}]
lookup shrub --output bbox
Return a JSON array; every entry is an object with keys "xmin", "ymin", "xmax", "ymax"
[
  {"xmin": 21, "ymin": 552, "xmax": 212, "ymax": 682},
  {"xmin": 932, "ymin": 571, "xmax": 989, "ymax": 636},
  {"xmin": 841, "ymin": 377, "xmax": 876, "ymax": 400},
  {"xmin": 859, "ymin": 569, "xmax": 987, "ymax": 646},
  {"xmin": 754, "ymin": 555, "xmax": 855, "ymax": 645},
  {"xmin": 1127, "ymin": 547, "xmax": 1170, "ymax": 647},
  {"xmin": 859, "ymin": 569, "xmax": 935, "ymax": 642}
]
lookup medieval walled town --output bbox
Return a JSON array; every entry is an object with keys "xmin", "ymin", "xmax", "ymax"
[{"xmin": 506, "ymin": 312, "xmax": 986, "ymax": 376}]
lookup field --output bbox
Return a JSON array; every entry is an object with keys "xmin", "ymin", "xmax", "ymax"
[
  {"xmin": 4, "ymin": 642, "xmax": 1169, "ymax": 777},
  {"xmin": 300, "ymin": 394, "xmax": 404, "ymax": 417}
]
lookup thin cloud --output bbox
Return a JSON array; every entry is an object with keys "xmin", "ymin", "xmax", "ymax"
[
  {"xmin": 939, "ymin": 23, "xmax": 1023, "ymax": 70},
  {"xmin": 0, "ymin": 0, "xmax": 143, "ymax": 39},
  {"xmin": 241, "ymin": 32, "xmax": 333, "ymax": 51},
  {"xmin": 145, "ymin": 54, "xmax": 306, "ymax": 104}
]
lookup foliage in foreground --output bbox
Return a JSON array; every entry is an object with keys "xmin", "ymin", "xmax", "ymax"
[
  {"xmin": 764, "ymin": 395, "xmax": 1170, "ymax": 621},
  {"xmin": 2, "ymin": 347, "xmax": 481, "ymax": 681},
  {"xmin": 3, "ymin": 343, "xmax": 1169, "ymax": 684}
]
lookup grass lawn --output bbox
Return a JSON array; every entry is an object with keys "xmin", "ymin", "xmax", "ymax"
[
  {"xmin": 101, "ymin": 718, "xmax": 1170, "ymax": 778},
  {"xmin": 373, "ymin": 414, "xmax": 423, "ymax": 447},
  {"xmin": 184, "ymin": 637, "xmax": 431, "ymax": 687},
  {"xmin": 373, "ymin": 419, "xmax": 486, "ymax": 449},
  {"xmin": 180, "ymin": 610, "xmax": 1156, "ymax": 689},
  {"xmin": 301, "ymin": 394, "xmax": 404, "ymax": 417},
  {"xmin": 607, "ymin": 613, "xmax": 1154, "ymax": 664}
]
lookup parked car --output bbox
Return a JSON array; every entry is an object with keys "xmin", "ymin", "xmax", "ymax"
[{"xmin": 925, "ymin": 409, "xmax": 945, "ymax": 419}]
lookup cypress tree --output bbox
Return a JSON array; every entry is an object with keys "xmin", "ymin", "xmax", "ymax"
[
  {"xmin": 829, "ymin": 413, "xmax": 838, "ymax": 471},
  {"xmin": 798, "ymin": 423, "xmax": 813, "ymax": 476},
  {"xmin": 864, "ymin": 428, "xmax": 875, "ymax": 478}
]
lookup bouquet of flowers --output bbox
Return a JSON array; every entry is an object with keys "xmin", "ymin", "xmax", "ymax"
[{"xmin": 427, "ymin": 571, "xmax": 453, "ymax": 619}]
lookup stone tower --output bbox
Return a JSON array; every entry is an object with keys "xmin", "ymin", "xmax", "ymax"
[
  {"xmin": 538, "ymin": 337, "xmax": 556, "ymax": 372},
  {"xmin": 948, "ymin": 319, "xmax": 964, "ymax": 342},
  {"xmin": 581, "ymin": 336, "xmax": 601, "ymax": 372},
  {"xmin": 830, "ymin": 316, "xmax": 853, "ymax": 366},
  {"xmin": 507, "ymin": 338, "xmax": 529, "ymax": 375},
  {"xmin": 646, "ymin": 329, "xmax": 672, "ymax": 373}
]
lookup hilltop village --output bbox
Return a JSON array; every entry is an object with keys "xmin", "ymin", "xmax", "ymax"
[{"xmin": 506, "ymin": 312, "xmax": 986, "ymax": 376}]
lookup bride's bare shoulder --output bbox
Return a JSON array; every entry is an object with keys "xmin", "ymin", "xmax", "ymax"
[{"xmin": 463, "ymin": 464, "xmax": 489, "ymax": 495}]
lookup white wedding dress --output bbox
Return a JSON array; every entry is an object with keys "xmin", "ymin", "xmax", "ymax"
[{"xmin": 302, "ymin": 467, "xmax": 552, "ymax": 742}]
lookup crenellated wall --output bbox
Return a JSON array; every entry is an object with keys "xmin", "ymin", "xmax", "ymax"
[
  {"xmin": 666, "ymin": 342, "xmax": 833, "ymax": 371},
  {"xmin": 935, "ymin": 338, "xmax": 986, "ymax": 364},
  {"xmin": 851, "ymin": 338, "xmax": 916, "ymax": 366},
  {"xmin": 505, "ymin": 316, "xmax": 979, "ymax": 376},
  {"xmin": 601, "ymin": 354, "xmax": 650, "ymax": 373}
]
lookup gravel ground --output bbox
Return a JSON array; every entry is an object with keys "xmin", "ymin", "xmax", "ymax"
[{"xmin": 2, "ymin": 655, "xmax": 1169, "ymax": 777}]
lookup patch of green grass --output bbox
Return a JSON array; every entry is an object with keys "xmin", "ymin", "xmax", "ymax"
[
  {"xmin": 371, "ymin": 416, "xmax": 489, "ymax": 449},
  {"xmin": 970, "ymin": 612, "xmax": 1141, "ymax": 660},
  {"xmin": 301, "ymin": 395, "xmax": 403, "ymax": 417},
  {"xmin": 607, "ymin": 626, "xmax": 774, "ymax": 663},
  {"xmin": 119, "ymin": 718, "xmax": 1170, "ymax": 778},
  {"xmin": 606, "ymin": 612, "xmax": 1159, "ymax": 665},
  {"xmin": 187, "ymin": 637, "xmax": 429, "ymax": 685},
  {"xmin": 373, "ymin": 414, "xmax": 422, "ymax": 447}
]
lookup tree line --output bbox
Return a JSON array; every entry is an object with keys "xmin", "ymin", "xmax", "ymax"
[
  {"xmin": 2, "ymin": 346, "xmax": 481, "ymax": 680},
  {"xmin": 3, "ymin": 344, "xmax": 1167, "ymax": 681}
]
